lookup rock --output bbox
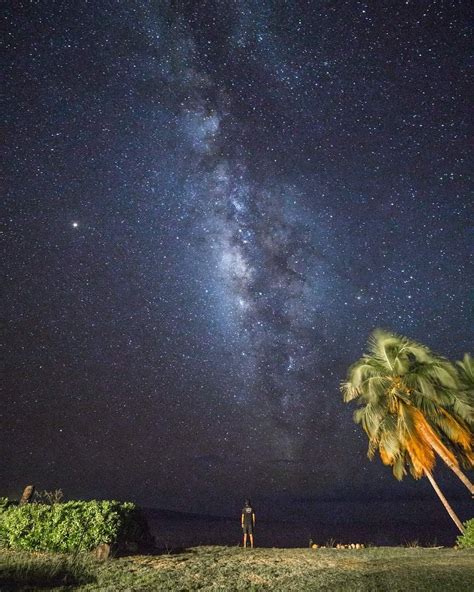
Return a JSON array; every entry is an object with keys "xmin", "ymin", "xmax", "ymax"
[
  {"xmin": 19, "ymin": 485, "xmax": 35, "ymax": 506},
  {"xmin": 311, "ymin": 544, "xmax": 318, "ymax": 549},
  {"xmin": 95, "ymin": 543, "xmax": 111, "ymax": 561}
]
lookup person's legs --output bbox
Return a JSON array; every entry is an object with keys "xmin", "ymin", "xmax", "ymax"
[
  {"xmin": 249, "ymin": 534, "xmax": 254, "ymax": 548},
  {"xmin": 243, "ymin": 533, "xmax": 247, "ymax": 548}
]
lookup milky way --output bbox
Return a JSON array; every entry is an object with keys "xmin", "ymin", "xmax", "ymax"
[{"xmin": 3, "ymin": 2, "xmax": 472, "ymax": 520}]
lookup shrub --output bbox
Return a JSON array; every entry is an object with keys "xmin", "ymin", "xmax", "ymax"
[
  {"xmin": 0, "ymin": 500, "xmax": 154, "ymax": 553},
  {"xmin": 404, "ymin": 539, "xmax": 420, "ymax": 548},
  {"xmin": 33, "ymin": 488, "xmax": 64, "ymax": 505},
  {"xmin": 456, "ymin": 518, "xmax": 474, "ymax": 549}
]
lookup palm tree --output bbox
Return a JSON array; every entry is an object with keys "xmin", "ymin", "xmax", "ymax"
[
  {"xmin": 454, "ymin": 354, "xmax": 474, "ymax": 485},
  {"xmin": 341, "ymin": 329, "xmax": 473, "ymax": 533},
  {"xmin": 456, "ymin": 354, "xmax": 474, "ymax": 428}
]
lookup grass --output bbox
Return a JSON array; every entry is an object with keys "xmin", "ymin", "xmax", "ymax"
[
  {"xmin": 0, "ymin": 546, "xmax": 473, "ymax": 591},
  {"xmin": 0, "ymin": 550, "xmax": 95, "ymax": 589}
]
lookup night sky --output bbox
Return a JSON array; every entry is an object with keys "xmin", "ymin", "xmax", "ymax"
[{"xmin": 3, "ymin": 1, "xmax": 472, "ymax": 530}]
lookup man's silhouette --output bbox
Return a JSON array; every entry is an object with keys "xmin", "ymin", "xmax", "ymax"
[{"xmin": 241, "ymin": 499, "xmax": 256, "ymax": 548}]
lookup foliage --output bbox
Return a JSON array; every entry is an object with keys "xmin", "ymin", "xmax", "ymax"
[
  {"xmin": 403, "ymin": 539, "xmax": 419, "ymax": 548},
  {"xmin": 456, "ymin": 354, "xmax": 474, "ymax": 429},
  {"xmin": 0, "ymin": 498, "xmax": 11, "ymax": 511},
  {"xmin": 0, "ymin": 499, "xmax": 153, "ymax": 553},
  {"xmin": 33, "ymin": 488, "xmax": 64, "ymax": 505},
  {"xmin": 341, "ymin": 329, "xmax": 473, "ymax": 480},
  {"xmin": 1, "ymin": 546, "xmax": 473, "ymax": 592},
  {"xmin": 456, "ymin": 518, "xmax": 474, "ymax": 549}
]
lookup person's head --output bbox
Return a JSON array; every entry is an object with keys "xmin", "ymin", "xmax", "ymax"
[{"xmin": 245, "ymin": 499, "xmax": 251, "ymax": 507}]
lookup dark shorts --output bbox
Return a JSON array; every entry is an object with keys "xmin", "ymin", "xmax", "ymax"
[{"xmin": 242, "ymin": 524, "xmax": 253, "ymax": 535}]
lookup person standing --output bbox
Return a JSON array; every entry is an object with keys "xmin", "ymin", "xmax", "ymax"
[{"xmin": 241, "ymin": 499, "xmax": 256, "ymax": 548}]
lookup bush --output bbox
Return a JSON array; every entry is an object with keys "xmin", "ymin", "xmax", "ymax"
[
  {"xmin": 0, "ymin": 499, "xmax": 153, "ymax": 553},
  {"xmin": 456, "ymin": 518, "xmax": 474, "ymax": 549},
  {"xmin": 0, "ymin": 497, "xmax": 14, "ymax": 511}
]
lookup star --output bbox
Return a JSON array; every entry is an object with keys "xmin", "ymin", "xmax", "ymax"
[{"xmin": 2, "ymin": 0, "xmax": 471, "ymax": 536}]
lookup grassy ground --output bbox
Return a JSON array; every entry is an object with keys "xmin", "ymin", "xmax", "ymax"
[{"xmin": 1, "ymin": 546, "xmax": 473, "ymax": 591}]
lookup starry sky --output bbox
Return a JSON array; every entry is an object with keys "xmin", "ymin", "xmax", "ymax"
[{"xmin": 2, "ymin": 1, "xmax": 472, "ymax": 528}]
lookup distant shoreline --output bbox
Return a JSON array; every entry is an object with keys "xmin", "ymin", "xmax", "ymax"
[{"xmin": 143, "ymin": 499, "xmax": 471, "ymax": 548}]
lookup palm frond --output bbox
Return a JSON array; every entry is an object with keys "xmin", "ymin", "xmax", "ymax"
[
  {"xmin": 368, "ymin": 329, "xmax": 401, "ymax": 372},
  {"xmin": 434, "ymin": 410, "xmax": 473, "ymax": 452},
  {"xmin": 431, "ymin": 362, "xmax": 459, "ymax": 390},
  {"xmin": 340, "ymin": 381, "xmax": 359, "ymax": 402},
  {"xmin": 451, "ymin": 396, "xmax": 474, "ymax": 428},
  {"xmin": 411, "ymin": 406, "xmax": 459, "ymax": 467},
  {"xmin": 354, "ymin": 403, "xmax": 385, "ymax": 438},
  {"xmin": 379, "ymin": 424, "xmax": 401, "ymax": 461},
  {"xmin": 397, "ymin": 402, "xmax": 416, "ymax": 439},
  {"xmin": 457, "ymin": 353, "xmax": 474, "ymax": 388},
  {"xmin": 392, "ymin": 454, "xmax": 407, "ymax": 481},
  {"xmin": 405, "ymin": 434, "xmax": 435, "ymax": 476}
]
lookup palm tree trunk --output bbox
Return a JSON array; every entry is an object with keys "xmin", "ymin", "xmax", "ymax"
[
  {"xmin": 438, "ymin": 455, "xmax": 474, "ymax": 496},
  {"xmin": 424, "ymin": 469, "xmax": 465, "ymax": 534},
  {"xmin": 422, "ymin": 429, "xmax": 474, "ymax": 496}
]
